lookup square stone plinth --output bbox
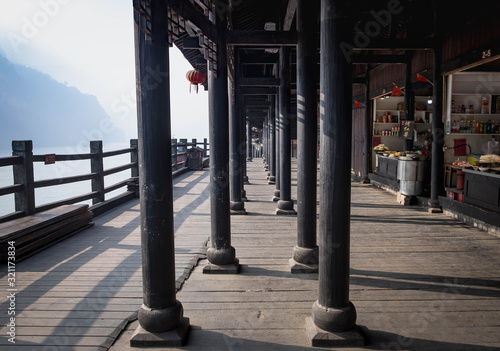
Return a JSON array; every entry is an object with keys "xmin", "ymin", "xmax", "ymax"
[
  {"xmin": 203, "ymin": 259, "xmax": 240, "ymax": 274},
  {"xmin": 305, "ymin": 317, "xmax": 365, "ymax": 347},
  {"xmin": 130, "ymin": 317, "xmax": 190, "ymax": 347},
  {"xmin": 289, "ymin": 258, "xmax": 318, "ymax": 274}
]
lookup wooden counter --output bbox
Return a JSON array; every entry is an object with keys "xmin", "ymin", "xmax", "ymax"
[
  {"xmin": 376, "ymin": 154, "xmax": 398, "ymax": 181},
  {"xmin": 463, "ymin": 169, "xmax": 500, "ymax": 212}
]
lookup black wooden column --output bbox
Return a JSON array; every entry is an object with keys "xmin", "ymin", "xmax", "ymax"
[
  {"xmin": 292, "ymin": 0, "xmax": 318, "ymax": 272},
  {"xmin": 204, "ymin": 10, "xmax": 239, "ymax": 274},
  {"xmin": 306, "ymin": 0, "xmax": 363, "ymax": 346},
  {"xmin": 276, "ymin": 46, "xmax": 296, "ymax": 215},
  {"xmin": 130, "ymin": 0, "xmax": 189, "ymax": 346},
  {"xmin": 247, "ymin": 120, "xmax": 253, "ymax": 161},
  {"xmin": 229, "ymin": 78, "xmax": 245, "ymax": 215},
  {"xmin": 362, "ymin": 65, "xmax": 371, "ymax": 183},
  {"xmin": 429, "ymin": 43, "xmax": 444, "ymax": 212},
  {"xmin": 242, "ymin": 118, "xmax": 249, "ymax": 185},
  {"xmin": 273, "ymin": 95, "xmax": 281, "ymax": 201},
  {"xmin": 268, "ymin": 95, "xmax": 276, "ymax": 184},
  {"xmin": 263, "ymin": 118, "xmax": 269, "ymax": 172},
  {"xmin": 404, "ymin": 53, "xmax": 414, "ymax": 151}
]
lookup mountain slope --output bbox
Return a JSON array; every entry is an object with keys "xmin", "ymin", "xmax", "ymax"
[{"xmin": 0, "ymin": 54, "xmax": 125, "ymax": 151}]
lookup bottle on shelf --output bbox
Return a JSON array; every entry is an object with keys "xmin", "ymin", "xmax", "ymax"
[
  {"xmin": 481, "ymin": 97, "xmax": 489, "ymax": 114},
  {"xmin": 479, "ymin": 121, "xmax": 484, "ymax": 133},
  {"xmin": 451, "ymin": 100, "xmax": 456, "ymax": 113},
  {"xmin": 475, "ymin": 121, "xmax": 480, "ymax": 134}
]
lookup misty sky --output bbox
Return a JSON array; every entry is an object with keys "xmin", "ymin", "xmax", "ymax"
[{"xmin": 0, "ymin": 0, "xmax": 209, "ymax": 141}]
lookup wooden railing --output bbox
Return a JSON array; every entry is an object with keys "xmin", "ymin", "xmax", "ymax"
[{"xmin": 0, "ymin": 138, "xmax": 209, "ymax": 223}]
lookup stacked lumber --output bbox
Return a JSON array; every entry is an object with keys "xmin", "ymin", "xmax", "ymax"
[{"xmin": 0, "ymin": 204, "xmax": 94, "ymax": 263}]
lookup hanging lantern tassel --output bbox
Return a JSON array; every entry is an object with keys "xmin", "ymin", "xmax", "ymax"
[{"xmin": 186, "ymin": 69, "xmax": 206, "ymax": 94}]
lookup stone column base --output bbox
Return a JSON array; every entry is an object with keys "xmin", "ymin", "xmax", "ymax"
[
  {"xmin": 203, "ymin": 258, "xmax": 240, "ymax": 274},
  {"xmin": 276, "ymin": 208, "xmax": 297, "ymax": 216},
  {"xmin": 305, "ymin": 317, "xmax": 364, "ymax": 347},
  {"xmin": 289, "ymin": 258, "xmax": 318, "ymax": 273},
  {"xmin": 428, "ymin": 199, "xmax": 442, "ymax": 213},
  {"xmin": 268, "ymin": 180, "xmax": 276, "ymax": 185},
  {"xmin": 130, "ymin": 317, "xmax": 190, "ymax": 347}
]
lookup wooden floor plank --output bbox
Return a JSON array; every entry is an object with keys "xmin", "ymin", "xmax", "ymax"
[
  {"xmin": 0, "ymin": 170, "xmax": 210, "ymax": 350},
  {"xmin": 110, "ymin": 159, "xmax": 500, "ymax": 351},
  {"xmin": 2, "ymin": 160, "xmax": 500, "ymax": 350}
]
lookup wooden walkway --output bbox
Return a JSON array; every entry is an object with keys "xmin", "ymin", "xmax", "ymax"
[
  {"xmin": 111, "ymin": 160, "xmax": 500, "ymax": 351},
  {"xmin": 0, "ymin": 170, "xmax": 211, "ymax": 350},
  {"xmin": 1, "ymin": 160, "xmax": 500, "ymax": 350}
]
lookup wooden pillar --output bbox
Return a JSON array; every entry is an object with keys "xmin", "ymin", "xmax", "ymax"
[
  {"xmin": 12, "ymin": 140, "xmax": 35, "ymax": 215},
  {"xmin": 273, "ymin": 95, "xmax": 281, "ymax": 201},
  {"xmin": 276, "ymin": 46, "xmax": 296, "ymax": 215},
  {"xmin": 247, "ymin": 120, "xmax": 253, "ymax": 161},
  {"xmin": 90, "ymin": 141, "xmax": 105, "ymax": 205},
  {"xmin": 204, "ymin": 7, "xmax": 239, "ymax": 274},
  {"xmin": 404, "ymin": 54, "xmax": 415, "ymax": 151},
  {"xmin": 292, "ymin": 0, "xmax": 318, "ymax": 272},
  {"xmin": 429, "ymin": 42, "xmax": 445, "ymax": 211},
  {"xmin": 242, "ymin": 116, "xmax": 249, "ymax": 185},
  {"xmin": 130, "ymin": 0, "xmax": 189, "ymax": 346},
  {"xmin": 362, "ymin": 66, "xmax": 371, "ymax": 183},
  {"xmin": 268, "ymin": 96, "xmax": 276, "ymax": 184},
  {"xmin": 229, "ymin": 77, "xmax": 245, "ymax": 214},
  {"xmin": 203, "ymin": 138, "xmax": 208, "ymax": 157},
  {"xmin": 306, "ymin": 0, "xmax": 363, "ymax": 346}
]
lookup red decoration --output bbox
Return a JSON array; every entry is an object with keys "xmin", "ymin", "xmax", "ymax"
[
  {"xmin": 354, "ymin": 100, "xmax": 362, "ymax": 108},
  {"xmin": 186, "ymin": 70, "xmax": 206, "ymax": 93},
  {"xmin": 391, "ymin": 85, "xmax": 403, "ymax": 96},
  {"xmin": 416, "ymin": 73, "xmax": 433, "ymax": 85}
]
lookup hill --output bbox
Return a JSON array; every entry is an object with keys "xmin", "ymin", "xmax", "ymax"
[{"xmin": 0, "ymin": 54, "xmax": 125, "ymax": 152}]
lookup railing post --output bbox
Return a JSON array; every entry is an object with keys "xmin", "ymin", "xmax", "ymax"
[
  {"xmin": 130, "ymin": 139, "xmax": 139, "ymax": 178},
  {"xmin": 90, "ymin": 140, "xmax": 105, "ymax": 204},
  {"xmin": 203, "ymin": 138, "xmax": 208, "ymax": 157},
  {"xmin": 192, "ymin": 138, "xmax": 197, "ymax": 149},
  {"xmin": 12, "ymin": 140, "xmax": 35, "ymax": 214},
  {"xmin": 171, "ymin": 139, "xmax": 178, "ymax": 170}
]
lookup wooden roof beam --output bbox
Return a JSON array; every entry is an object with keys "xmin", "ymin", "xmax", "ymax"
[
  {"xmin": 351, "ymin": 54, "xmax": 408, "ymax": 64},
  {"xmin": 240, "ymin": 55, "xmax": 278, "ymax": 65},
  {"xmin": 350, "ymin": 39, "xmax": 435, "ymax": 51},
  {"xmin": 283, "ymin": 0, "xmax": 298, "ymax": 31},
  {"xmin": 227, "ymin": 31, "xmax": 297, "ymax": 46},
  {"xmin": 241, "ymin": 87, "xmax": 278, "ymax": 95},
  {"xmin": 169, "ymin": 0, "xmax": 216, "ymax": 41},
  {"xmin": 239, "ymin": 78, "xmax": 280, "ymax": 87}
]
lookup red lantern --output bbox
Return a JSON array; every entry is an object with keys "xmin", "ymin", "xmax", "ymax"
[{"xmin": 186, "ymin": 69, "xmax": 205, "ymax": 93}]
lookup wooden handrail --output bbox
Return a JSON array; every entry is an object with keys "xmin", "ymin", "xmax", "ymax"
[{"xmin": 0, "ymin": 138, "xmax": 208, "ymax": 221}]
